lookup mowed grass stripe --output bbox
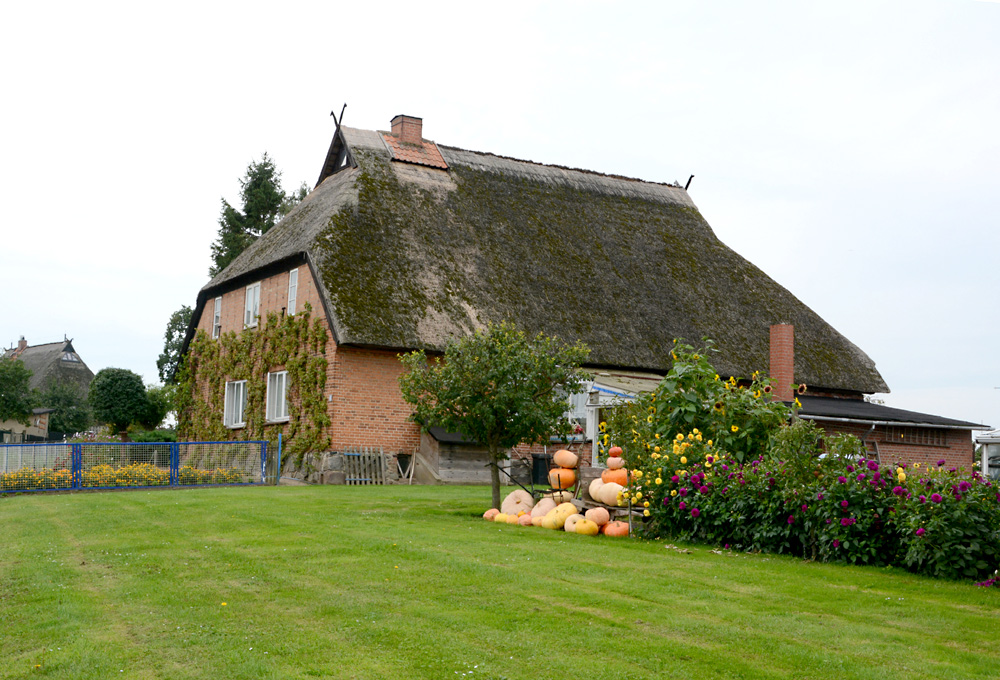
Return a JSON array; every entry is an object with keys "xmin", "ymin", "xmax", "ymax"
[{"xmin": 2, "ymin": 485, "xmax": 999, "ymax": 679}]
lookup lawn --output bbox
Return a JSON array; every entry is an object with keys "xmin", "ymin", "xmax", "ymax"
[{"xmin": 2, "ymin": 485, "xmax": 998, "ymax": 680}]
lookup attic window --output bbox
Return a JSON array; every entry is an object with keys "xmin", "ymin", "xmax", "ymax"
[{"xmin": 62, "ymin": 352, "xmax": 80, "ymax": 362}]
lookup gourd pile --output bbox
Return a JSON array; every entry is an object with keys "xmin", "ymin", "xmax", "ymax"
[
  {"xmin": 481, "ymin": 449, "xmax": 629, "ymax": 537},
  {"xmin": 587, "ymin": 446, "xmax": 630, "ymax": 508}
]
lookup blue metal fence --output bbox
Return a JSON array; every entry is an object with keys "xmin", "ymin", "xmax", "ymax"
[{"xmin": 0, "ymin": 440, "xmax": 270, "ymax": 494}]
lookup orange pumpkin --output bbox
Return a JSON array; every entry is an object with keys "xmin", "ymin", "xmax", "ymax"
[
  {"xmin": 601, "ymin": 468, "xmax": 628, "ymax": 486},
  {"xmin": 601, "ymin": 520, "xmax": 629, "ymax": 537},
  {"xmin": 609, "ymin": 446, "xmax": 623, "ymax": 457},
  {"xmin": 548, "ymin": 467, "xmax": 577, "ymax": 490},
  {"xmin": 517, "ymin": 513, "xmax": 533, "ymax": 527},
  {"xmin": 553, "ymin": 449, "xmax": 579, "ymax": 469},
  {"xmin": 483, "ymin": 508, "xmax": 500, "ymax": 521}
]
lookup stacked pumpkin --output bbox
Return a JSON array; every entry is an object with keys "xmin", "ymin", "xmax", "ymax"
[
  {"xmin": 587, "ymin": 446, "xmax": 630, "ymax": 508},
  {"xmin": 547, "ymin": 448, "xmax": 578, "ymax": 492},
  {"xmin": 482, "ymin": 488, "xmax": 629, "ymax": 537}
]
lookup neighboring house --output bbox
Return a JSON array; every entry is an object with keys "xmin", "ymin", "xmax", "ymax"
[
  {"xmin": 1, "ymin": 336, "xmax": 94, "ymax": 442},
  {"xmin": 178, "ymin": 114, "xmax": 984, "ymax": 480}
]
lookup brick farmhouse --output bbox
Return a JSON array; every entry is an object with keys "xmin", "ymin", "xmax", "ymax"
[{"xmin": 178, "ymin": 115, "xmax": 986, "ymax": 481}]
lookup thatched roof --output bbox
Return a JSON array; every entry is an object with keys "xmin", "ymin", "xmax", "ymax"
[
  {"xmin": 3, "ymin": 339, "xmax": 94, "ymax": 393},
  {"xmin": 195, "ymin": 123, "xmax": 888, "ymax": 394}
]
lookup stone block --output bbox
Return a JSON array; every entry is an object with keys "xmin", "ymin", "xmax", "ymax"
[{"xmin": 322, "ymin": 470, "xmax": 346, "ymax": 485}]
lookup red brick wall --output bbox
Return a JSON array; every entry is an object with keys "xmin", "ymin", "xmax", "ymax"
[
  {"xmin": 813, "ymin": 420, "xmax": 975, "ymax": 471},
  {"xmin": 193, "ymin": 264, "xmax": 324, "ymax": 337},
  {"xmin": 769, "ymin": 324, "xmax": 795, "ymax": 402}
]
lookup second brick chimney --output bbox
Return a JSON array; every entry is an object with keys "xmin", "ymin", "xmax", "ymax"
[
  {"xmin": 391, "ymin": 115, "xmax": 423, "ymax": 145},
  {"xmin": 769, "ymin": 324, "xmax": 795, "ymax": 402}
]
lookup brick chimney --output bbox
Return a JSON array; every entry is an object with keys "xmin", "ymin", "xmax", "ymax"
[
  {"xmin": 391, "ymin": 115, "xmax": 423, "ymax": 145},
  {"xmin": 769, "ymin": 324, "xmax": 794, "ymax": 402},
  {"xmin": 17, "ymin": 336, "xmax": 27, "ymax": 352}
]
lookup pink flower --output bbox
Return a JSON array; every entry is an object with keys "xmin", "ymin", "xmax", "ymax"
[
  {"xmin": 679, "ymin": 501, "xmax": 687, "ymax": 510},
  {"xmin": 931, "ymin": 493, "xmax": 943, "ymax": 503},
  {"xmin": 841, "ymin": 500, "xmax": 849, "ymax": 508},
  {"xmin": 915, "ymin": 527, "xmax": 926, "ymax": 536},
  {"xmin": 690, "ymin": 508, "xmax": 701, "ymax": 518},
  {"xmin": 837, "ymin": 476, "xmax": 847, "ymax": 484},
  {"xmin": 788, "ymin": 515, "xmax": 795, "ymax": 524},
  {"xmin": 833, "ymin": 539, "xmax": 840, "ymax": 548}
]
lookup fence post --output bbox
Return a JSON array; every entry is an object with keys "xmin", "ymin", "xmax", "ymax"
[
  {"xmin": 169, "ymin": 443, "xmax": 179, "ymax": 486},
  {"xmin": 260, "ymin": 441, "xmax": 268, "ymax": 484},
  {"xmin": 71, "ymin": 443, "xmax": 82, "ymax": 490},
  {"xmin": 276, "ymin": 434, "xmax": 282, "ymax": 486}
]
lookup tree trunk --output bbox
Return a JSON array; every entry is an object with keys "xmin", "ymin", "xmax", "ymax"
[{"xmin": 489, "ymin": 445, "xmax": 502, "ymax": 509}]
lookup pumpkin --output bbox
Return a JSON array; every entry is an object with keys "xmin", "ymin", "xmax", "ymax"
[
  {"xmin": 584, "ymin": 507, "xmax": 611, "ymax": 526},
  {"xmin": 601, "ymin": 468, "xmax": 628, "ymax": 486},
  {"xmin": 505, "ymin": 513, "xmax": 520, "ymax": 525},
  {"xmin": 540, "ymin": 511, "xmax": 561, "ymax": 530},
  {"xmin": 517, "ymin": 513, "xmax": 533, "ymax": 526},
  {"xmin": 493, "ymin": 512, "xmax": 508, "ymax": 523},
  {"xmin": 548, "ymin": 467, "xmax": 577, "ymax": 490},
  {"xmin": 588, "ymin": 478, "xmax": 606, "ymax": 503},
  {"xmin": 609, "ymin": 446, "xmax": 623, "ymax": 457},
  {"xmin": 483, "ymin": 508, "xmax": 500, "ymax": 521},
  {"xmin": 531, "ymin": 497, "xmax": 557, "ymax": 518},
  {"xmin": 500, "ymin": 489, "xmax": 534, "ymax": 516},
  {"xmin": 553, "ymin": 449, "xmax": 579, "ymax": 469},
  {"xmin": 598, "ymin": 482, "xmax": 624, "ymax": 507},
  {"xmin": 531, "ymin": 515, "xmax": 545, "ymax": 527},
  {"xmin": 606, "ymin": 456, "xmax": 625, "ymax": 470},
  {"xmin": 544, "ymin": 490, "xmax": 574, "ymax": 504},
  {"xmin": 602, "ymin": 520, "xmax": 629, "ymax": 537},
  {"xmin": 575, "ymin": 519, "xmax": 600, "ymax": 536},
  {"xmin": 563, "ymin": 513, "xmax": 585, "ymax": 533},
  {"xmin": 555, "ymin": 502, "xmax": 578, "ymax": 517}
]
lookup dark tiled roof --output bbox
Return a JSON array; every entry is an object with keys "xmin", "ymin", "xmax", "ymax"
[{"xmin": 798, "ymin": 396, "xmax": 988, "ymax": 430}]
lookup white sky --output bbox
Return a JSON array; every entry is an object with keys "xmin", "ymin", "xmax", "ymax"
[{"xmin": 1, "ymin": 0, "xmax": 997, "ymax": 429}]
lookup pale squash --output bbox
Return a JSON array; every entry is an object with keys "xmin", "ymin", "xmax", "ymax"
[
  {"xmin": 601, "ymin": 468, "xmax": 628, "ymax": 486},
  {"xmin": 588, "ymin": 478, "xmax": 606, "ymax": 503},
  {"xmin": 531, "ymin": 497, "xmax": 557, "ymax": 518},
  {"xmin": 606, "ymin": 456, "xmax": 625, "ymax": 470},
  {"xmin": 598, "ymin": 482, "xmax": 624, "ymax": 506},
  {"xmin": 505, "ymin": 513, "xmax": 519, "ymax": 525},
  {"xmin": 564, "ymin": 513, "xmax": 585, "ymax": 533},
  {"xmin": 575, "ymin": 519, "xmax": 600, "ymax": 536},
  {"xmin": 553, "ymin": 449, "xmax": 579, "ymax": 469},
  {"xmin": 483, "ymin": 508, "xmax": 500, "ymax": 521},
  {"xmin": 584, "ymin": 507, "xmax": 611, "ymax": 526},
  {"xmin": 548, "ymin": 467, "xmax": 577, "ymax": 490},
  {"xmin": 517, "ymin": 513, "xmax": 533, "ymax": 527},
  {"xmin": 494, "ymin": 512, "xmax": 509, "ymax": 523},
  {"xmin": 544, "ymin": 490, "xmax": 574, "ymax": 504},
  {"xmin": 500, "ymin": 489, "xmax": 535, "ymax": 516}
]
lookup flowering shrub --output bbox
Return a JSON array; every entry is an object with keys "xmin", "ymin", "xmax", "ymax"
[
  {"xmin": 609, "ymin": 341, "xmax": 1000, "ymax": 581},
  {"xmin": 1, "ymin": 464, "xmax": 249, "ymax": 492}
]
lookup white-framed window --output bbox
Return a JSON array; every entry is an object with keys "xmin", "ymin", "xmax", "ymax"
[
  {"xmin": 224, "ymin": 380, "xmax": 247, "ymax": 428},
  {"xmin": 244, "ymin": 282, "xmax": 261, "ymax": 328},
  {"xmin": 266, "ymin": 371, "xmax": 289, "ymax": 422},
  {"xmin": 287, "ymin": 268, "xmax": 298, "ymax": 315},
  {"xmin": 212, "ymin": 296, "xmax": 222, "ymax": 338}
]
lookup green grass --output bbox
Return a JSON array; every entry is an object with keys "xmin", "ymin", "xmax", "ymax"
[{"xmin": 2, "ymin": 486, "xmax": 998, "ymax": 680}]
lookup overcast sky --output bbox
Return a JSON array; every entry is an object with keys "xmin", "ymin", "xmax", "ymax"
[{"xmin": 2, "ymin": 0, "xmax": 997, "ymax": 430}]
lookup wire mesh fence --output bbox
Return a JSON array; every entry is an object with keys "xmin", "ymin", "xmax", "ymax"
[{"xmin": 0, "ymin": 441, "xmax": 268, "ymax": 493}]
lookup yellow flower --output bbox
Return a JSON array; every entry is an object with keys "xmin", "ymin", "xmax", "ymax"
[
  {"xmin": 599, "ymin": 421, "xmax": 607, "ymax": 432},
  {"xmin": 898, "ymin": 472, "xmax": 906, "ymax": 483},
  {"xmin": 914, "ymin": 463, "xmax": 921, "ymax": 469},
  {"xmin": 705, "ymin": 463, "xmax": 712, "ymax": 469},
  {"xmin": 731, "ymin": 425, "xmax": 739, "ymax": 433},
  {"xmin": 647, "ymin": 416, "xmax": 653, "ymax": 423},
  {"xmin": 695, "ymin": 433, "xmax": 702, "ymax": 441},
  {"xmin": 680, "ymin": 456, "xmax": 688, "ymax": 464},
  {"xmin": 221, "ymin": 602, "xmax": 227, "ymax": 606},
  {"xmin": 643, "ymin": 509, "xmax": 651, "ymax": 517},
  {"xmin": 654, "ymin": 433, "xmax": 660, "ymax": 439},
  {"xmin": 671, "ymin": 489, "xmax": 677, "ymax": 497},
  {"xmin": 707, "ymin": 440, "xmax": 713, "ymax": 447},
  {"xmin": 635, "ymin": 491, "xmax": 643, "ymax": 500},
  {"xmin": 794, "ymin": 397, "xmax": 802, "ymax": 409},
  {"xmin": 692, "ymin": 428, "xmax": 700, "ymax": 434},
  {"xmin": 655, "ymin": 478, "xmax": 662, "ymax": 485},
  {"xmin": 633, "ymin": 470, "xmax": 643, "ymax": 478},
  {"xmin": 676, "ymin": 433, "xmax": 684, "ymax": 441},
  {"xmin": 643, "ymin": 501, "xmax": 649, "ymax": 508},
  {"xmin": 654, "ymin": 446, "xmax": 660, "ymax": 452}
]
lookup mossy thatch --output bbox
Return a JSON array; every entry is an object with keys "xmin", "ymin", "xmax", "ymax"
[{"xmin": 193, "ymin": 125, "xmax": 887, "ymax": 394}]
